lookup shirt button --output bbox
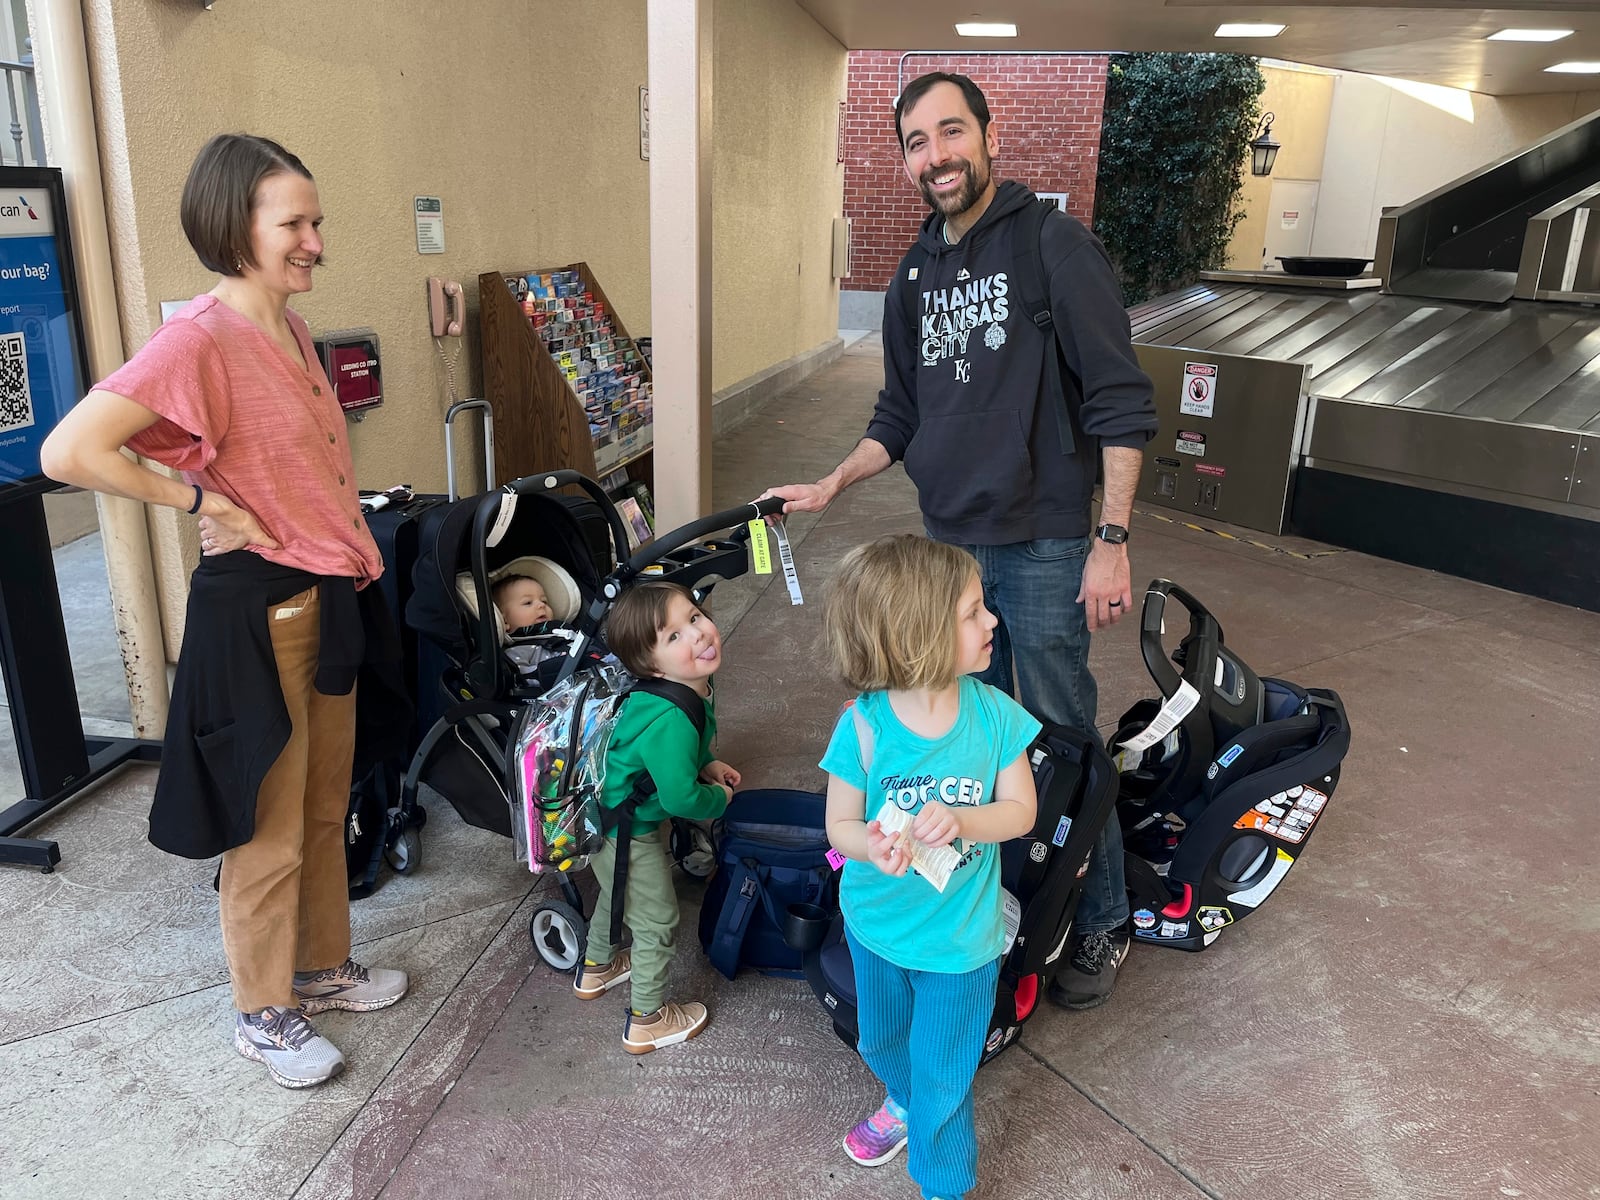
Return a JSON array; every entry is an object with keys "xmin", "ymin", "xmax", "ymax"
[
  {"xmin": 338, "ymin": 474, "xmax": 346, "ymax": 485},
  {"xmin": 328, "ymin": 433, "xmax": 336, "ymax": 444},
  {"xmin": 313, "ymin": 385, "xmax": 322, "ymax": 396},
  {"xmin": 352, "ymin": 518, "xmax": 360, "ymax": 528}
]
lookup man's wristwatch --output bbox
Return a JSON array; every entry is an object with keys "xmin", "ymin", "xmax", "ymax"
[{"xmin": 1095, "ymin": 523, "xmax": 1129, "ymax": 545}]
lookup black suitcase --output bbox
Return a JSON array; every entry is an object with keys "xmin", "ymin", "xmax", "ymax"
[{"xmin": 364, "ymin": 493, "xmax": 449, "ymax": 751}]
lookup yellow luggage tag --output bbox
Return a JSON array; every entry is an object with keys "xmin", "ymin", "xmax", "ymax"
[{"xmin": 746, "ymin": 519, "xmax": 773, "ymax": 574}]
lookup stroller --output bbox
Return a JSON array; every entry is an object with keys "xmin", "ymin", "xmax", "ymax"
[
  {"xmin": 1112, "ymin": 581, "xmax": 1352, "ymax": 951},
  {"xmin": 801, "ymin": 722, "xmax": 1121, "ymax": 1067},
  {"xmin": 397, "ymin": 468, "xmax": 783, "ymax": 970}
]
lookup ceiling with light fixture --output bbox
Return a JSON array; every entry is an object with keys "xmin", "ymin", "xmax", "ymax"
[{"xmin": 793, "ymin": 1, "xmax": 1600, "ymax": 96}]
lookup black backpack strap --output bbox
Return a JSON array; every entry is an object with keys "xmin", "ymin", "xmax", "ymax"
[
  {"xmin": 627, "ymin": 676, "xmax": 707, "ymax": 738},
  {"xmin": 602, "ymin": 680, "xmax": 708, "ymax": 950},
  {"xmin": 896, "ymin": 244, "xmax": 929, "ymax": 350},
  {"xmin": 1012, "ymin": 197, "xmax": 1083, "ymax": 457}
]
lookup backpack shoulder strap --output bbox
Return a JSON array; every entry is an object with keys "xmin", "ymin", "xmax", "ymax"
[
  {"xmin": 1012, "ymin": 198, "xmax": 1081, "ymax": 456},
  {"xmin": 896, "ymin": 243, "xmax": 929, "ymax": 341},
  {"xmin": 849, "ymin": 701, "xmax": 874, "ymax": 779},
  {"xmin": 627, "ymin": 676, "xmax": 708, "ymax": 738}
]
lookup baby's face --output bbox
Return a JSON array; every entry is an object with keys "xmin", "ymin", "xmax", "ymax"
[{"xmin": 498, "ymin": 578, "xmax": 553, "ymax": 627}]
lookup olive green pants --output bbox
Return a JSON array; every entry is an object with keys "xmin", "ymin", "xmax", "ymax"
[{"xmin": 587, "ymin": 826, "xmax": 679, "ymax": 1014}]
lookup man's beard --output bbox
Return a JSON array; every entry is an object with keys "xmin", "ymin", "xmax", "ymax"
[{"xmin": 919, "ymin": 153, "xmax": 992, "ymax": 218}]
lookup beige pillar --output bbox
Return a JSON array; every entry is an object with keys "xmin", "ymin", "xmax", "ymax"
[
  {"xmin": 647, "ymin": 0, "xmax": 713, "ymax": 530},
  {"xmin": 31, "ymin": 0, "xmax": 170, "ymax": 738}
]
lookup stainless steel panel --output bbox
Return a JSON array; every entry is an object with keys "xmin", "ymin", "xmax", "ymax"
[
  {"xmin": 1305, "ymin": 399, "xmax": 1582, "ymax": 505},
  {"xmin": 1256, "ymin": 292, "xmax": 1393, "ymax": 365},
  {"xmin": 1211, "ymin": 295, "xmax": 1345, "ymax": 358},
  {"xmin": 1390, "ymin": 310, "xmax": 1583, "ymax": 416},
  {"xmin": 1141, "ymin": 289, "xmax": 1265, "ymax": 347},
  {"xmin": 1571, "ymin": 437, "xmax": 1600, "ymax": 511},
  {"xmin": 1307, "ymin": 306, "xmax": 1474, "ymax": 399},
  {"xmin": 1199, "ymin": 270, "xmax": 1381, "ymax": 292},
  {"xmin": 1173, "ymin": 292, "xmax": 1302, "ymax": 352},
  {"xmin": 1343, "ymin": 309, "xmax": 1517, "ymax": 406},
  {"xmin": 1132, "ymin": 344, "xmax": 1309, "ymax": 535},
  {"xmin": 1458, "ymin": 323, "xmax": 1600, "ymax": 424},
  {"xmin": 1515, "ymin": 182, "xmax": 1600, "ymax": 301}
]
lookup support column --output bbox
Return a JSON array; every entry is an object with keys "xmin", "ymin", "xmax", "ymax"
[
  {"xmin": 30, "ymin": 0, "xmax": 170, "ymax": 738},
  {"xmin": 647, "ymin": 0, "xmax": 713, "ymax": 531}
]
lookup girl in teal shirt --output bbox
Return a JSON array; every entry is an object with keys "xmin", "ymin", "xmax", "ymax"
[{"xmin": 819, "ymin": 534, "xmax": 1039, "ymax": 1200}]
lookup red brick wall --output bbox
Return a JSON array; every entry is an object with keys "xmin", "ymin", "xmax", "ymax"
[{"xmin": 843, "ymin": 52, "xmax": 1109, "ymax": 292}]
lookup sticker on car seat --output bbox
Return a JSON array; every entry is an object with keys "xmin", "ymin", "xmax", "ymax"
[
  {"xmin": 1132, "ymin": 909, "xmax": 1158, "ymax": 930},
  {"xmin": 1217, "ymin": 743, "xmax": 1244, "ymax": 769},
  {"xmin": 1234, "ymin": 784, "xmax": 1327, "ymax": 844},
  {"xmin": 1116, "ymin": 681, "xmax": 1201, "ymax": 754},
  {"xmin": 1196, "ymin": 905, "xmax": 1234, "ymax": 932},
  {"xmin": 1158, "ymin": 920, "xmax": 1189, "ymax": 938},
  {"xmin": 1052, "ymin": 815, "xmax": 1071, "ymax": 846}
]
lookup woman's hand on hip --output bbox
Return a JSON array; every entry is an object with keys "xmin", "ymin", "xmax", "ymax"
[{"xmin": 197, "ymin": 493, "xmax": 280, "ymax": 555}]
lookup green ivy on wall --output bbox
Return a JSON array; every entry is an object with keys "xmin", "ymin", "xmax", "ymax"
[{"xmin": 1094, "ymin": 53, "xmax": 1265, "ymax": 305}]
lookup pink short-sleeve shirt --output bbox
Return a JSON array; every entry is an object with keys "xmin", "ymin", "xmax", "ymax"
[{"xmin": 105, "ymin": 295, "xmax": 383, "ymax": 585}]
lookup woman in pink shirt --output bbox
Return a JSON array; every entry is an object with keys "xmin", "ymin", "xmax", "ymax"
[{"xmin": 41, "ymin": 134, "xmax": 408, "ymax": 1089}]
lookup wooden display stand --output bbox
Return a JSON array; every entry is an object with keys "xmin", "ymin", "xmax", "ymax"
[{"xmin": 478, "ymin": 263, "xmax": 653, "ymax": 489}]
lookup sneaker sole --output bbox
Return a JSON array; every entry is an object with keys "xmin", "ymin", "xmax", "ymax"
[
  {"xmin": 232, "ymin": 1029, "xmax": 344, "ymax": 1089},
  {"xmin": 573, "ymin": 967, "xmax": 632, "ymax": 1000},
  {"xmin": 842, "ymin": 1135, "xmax": 907, "ymax": 1167},
  {"xmin": 296, "ymin": 989, "xmax": 407, "ymax": 1016},
  {"xmin": 622, "ymin": 1015, "xmax": 708, "ymax": 1055}
]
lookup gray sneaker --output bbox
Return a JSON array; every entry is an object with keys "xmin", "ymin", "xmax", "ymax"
[
  {"xmin": 233, "ymin": 1006, "xmax": 345, "ymax": 1089},
  {"xmin": 293, "ymin": 958, "xmax": 409, "ymax": 1014},
  {"xmin": 1047, "ymin": 927, "xmax": 1131, "ymax": 1010}
]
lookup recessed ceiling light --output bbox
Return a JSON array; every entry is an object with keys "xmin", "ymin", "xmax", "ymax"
[
  {"xmin": 1546, "ymin": 61, "xmax": 1600, "ymax": 73},
  {"xmin": 1215, "ymin": 23, "xmax": 1285, "ymax": 38},
  {"xmin": 1488, "ymin": 29, "xmax": 1573, "ymax": 43},
  {"xmin": 955, "ymin": 22, "xmax": 1018, "ymax": 38}
]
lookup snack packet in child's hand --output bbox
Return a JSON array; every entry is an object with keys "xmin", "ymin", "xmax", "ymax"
[{"xmin": 874, "ymin": 805, "xmax": 961, "ymax": 893}]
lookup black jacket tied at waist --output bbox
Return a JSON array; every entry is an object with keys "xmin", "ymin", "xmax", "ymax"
[{"xmin": 149, "ymin": 552, "xmax": 411, "ymax": 859}]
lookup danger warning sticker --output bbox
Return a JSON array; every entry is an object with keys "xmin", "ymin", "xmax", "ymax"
[
  {"xmin": 1181, "ymin": 362, "xmax": 1217, "ymax": 418},
  {"xmin": 1175, "ymin": 430, "xmax": 1206, "ymax": 457}
]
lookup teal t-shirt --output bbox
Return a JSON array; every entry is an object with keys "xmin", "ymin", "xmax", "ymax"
[{"xmin": 818, "ymin": 676, "xmax": 1040, "ymax": 973}]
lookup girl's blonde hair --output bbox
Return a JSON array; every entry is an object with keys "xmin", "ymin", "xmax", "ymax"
[{"xmin": 822, "ymin": 534, "xmax": 981, "ymax": 692}]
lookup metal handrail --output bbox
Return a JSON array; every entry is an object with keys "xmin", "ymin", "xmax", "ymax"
[{"xmin": 0, "ymin": 57, "xmax": 45, "ymax": 167}]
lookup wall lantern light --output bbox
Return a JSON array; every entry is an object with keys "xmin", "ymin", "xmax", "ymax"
[{"xmin": 1250, "ymin": 112, "xmax": 1281, "ymax": 177}]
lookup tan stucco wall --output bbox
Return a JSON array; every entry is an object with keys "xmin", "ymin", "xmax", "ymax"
[
  {"xmin": 713, "ymin": 0, "xmax": 847, "ymax": 387},
  {"xmin": 79, "ymin": 0, "xmax": 843, "ymax": 656},
  {"xmin": 1226, "ymin": 64, "xmax": 1335, "ymax": 270}
]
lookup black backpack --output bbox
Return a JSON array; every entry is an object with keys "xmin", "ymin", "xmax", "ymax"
[
  {"xmin": 896, "ymin": 195, "xmax": 1085, "ymax": 457},
  {"xmin": 698, "ymin": 788, "xmax": 836, "ymax": 980}
]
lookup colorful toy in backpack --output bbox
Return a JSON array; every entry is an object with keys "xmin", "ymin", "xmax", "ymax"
[{"xmin": 511, "ymin": 664, "xmax": 632, "ymax": 873}]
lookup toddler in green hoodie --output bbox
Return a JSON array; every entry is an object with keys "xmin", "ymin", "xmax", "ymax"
[{"xmin": 574, "ymin": 581, "xmax": 740, "ymax": 1054}]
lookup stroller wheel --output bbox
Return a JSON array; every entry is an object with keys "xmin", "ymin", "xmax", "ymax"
[
  {"xmin": 672, "ymin": 820, "xmax": 718, "ymax": 880},
  {"xmin": 529, "ymin": 900, "xmax": 588, "ymax": 972},
  {"xmin": 386, "ymin": 824, "xmax": 422, "ymax": 875}
]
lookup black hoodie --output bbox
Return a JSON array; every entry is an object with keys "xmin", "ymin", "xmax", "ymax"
[{"xmin": 866, "ymin": 180, "xmax": 1157, "ymax": 544}]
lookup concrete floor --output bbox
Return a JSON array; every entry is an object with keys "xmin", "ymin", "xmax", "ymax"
[{"xmin": 2, "ymin": 334, "xmax": 1598, "ymax": 1200}]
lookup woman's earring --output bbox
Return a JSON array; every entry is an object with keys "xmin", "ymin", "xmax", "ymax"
[{"xmin": 233, "ymin": 256, "xmax": 244, "ymax": 272}]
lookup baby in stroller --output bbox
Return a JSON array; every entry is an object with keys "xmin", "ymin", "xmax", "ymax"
[{"xmin": 491, "ymin": 561, "xmax": 587, "ymax": 687}]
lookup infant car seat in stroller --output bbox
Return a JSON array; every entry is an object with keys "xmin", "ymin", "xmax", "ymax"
[
  {"xmin": 801, "ymin": 722, "xmax": 1119, "ymax": 1066},
  {"xmin": 1113, "ymin": 581, "xmax": 1352, "ymax": 951}
]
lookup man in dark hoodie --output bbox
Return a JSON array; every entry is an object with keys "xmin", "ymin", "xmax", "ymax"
[{"xmin": 769, "ymin": 72, "xmax": 1158, "ymax": 1011}]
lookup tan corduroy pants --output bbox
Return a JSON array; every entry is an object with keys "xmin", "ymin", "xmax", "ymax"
[{"xmin": 218, "ymin": 586, "xmax": 356, "ymax": 1012}]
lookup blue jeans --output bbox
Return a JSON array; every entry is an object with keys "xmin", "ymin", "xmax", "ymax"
[
  {"xmin": 848, "ymin": 928, "xmax": 999, "ymax": 1200},
  {"xmin": 952, "ymin": 537, "xmax": 1129, "ymax": 934}
]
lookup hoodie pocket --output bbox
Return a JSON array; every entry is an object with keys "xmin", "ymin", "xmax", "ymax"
[{"xmin": 903, "ymin": 410, "xmax": 1030, "ymax": 527}]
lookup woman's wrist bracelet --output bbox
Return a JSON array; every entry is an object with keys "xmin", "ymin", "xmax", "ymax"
[{"xmin": 186, "ymin": 484, "xmax": 204, "ymax": 515}]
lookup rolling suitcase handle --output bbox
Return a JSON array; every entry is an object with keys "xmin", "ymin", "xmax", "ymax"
[{"xmin": 444, "ymin": 399, "xmax": 496, "ymax": 502}]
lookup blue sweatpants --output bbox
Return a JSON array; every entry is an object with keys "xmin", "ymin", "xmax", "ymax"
[{"xmin": 847, "ymin": 928, "xmax": 1000, "ymax": 1200}]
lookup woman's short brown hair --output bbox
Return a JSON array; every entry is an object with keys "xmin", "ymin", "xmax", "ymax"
[
  {"xmin": 822, "ymin": 534, "xmax": 980, "ymax": 693},
  {"xmin": 605, "ymin": 580, "xmax": 698, "ymax": 679},
  {"xmin": 180, "ymin": 133, "xmax": 314, "ymax": 276}
]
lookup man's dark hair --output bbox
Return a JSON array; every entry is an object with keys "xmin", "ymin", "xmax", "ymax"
[
  {"xmin": 894, "ymin": 72, "xmax": 992, "ymax": 151},
  {"xmin": 180, "ymin": 133, "xmax": 315, "ymax": 276}
]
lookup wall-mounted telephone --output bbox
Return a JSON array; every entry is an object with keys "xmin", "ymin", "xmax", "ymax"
[{"xmin": 427, "ymin": 277, "xmax": 465, "ymax": 337}]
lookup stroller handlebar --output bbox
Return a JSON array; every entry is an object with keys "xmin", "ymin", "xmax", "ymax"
[{"xmin": 625, "ymin": 495, "xmax": 787, "ymax": 574}]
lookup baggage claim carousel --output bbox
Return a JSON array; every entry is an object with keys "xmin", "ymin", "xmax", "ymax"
[{"xmin": 1128, "ymin": 109, "xmax": 1600, "ymax": 611}]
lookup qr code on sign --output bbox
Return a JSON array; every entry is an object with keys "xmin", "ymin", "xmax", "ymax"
[{"xmin": 0, "ymin": 332, "xmax": 34, "ymax": 434}]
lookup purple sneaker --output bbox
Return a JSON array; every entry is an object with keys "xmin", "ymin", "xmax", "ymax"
[{"xmin": 843, "ymin": 1100, "xmax": 909, "ymax": 1166}]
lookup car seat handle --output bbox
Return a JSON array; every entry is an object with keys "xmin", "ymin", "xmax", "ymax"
[{"xmin": 1139, "ymin": 579, "xmax": 1222, "ymax": 701}]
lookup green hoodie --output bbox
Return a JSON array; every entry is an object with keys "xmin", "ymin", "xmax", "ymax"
[{"xmin": 598, "ymin": 686, "xmax": 727, "ymax": 835}]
